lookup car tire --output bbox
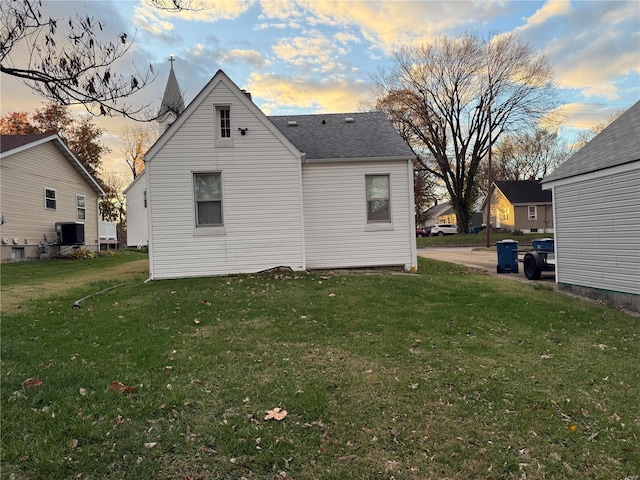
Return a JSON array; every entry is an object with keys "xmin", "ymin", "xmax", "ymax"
[
  {"xmin": 524, "ymin": 255, "xmax": 542, "ymax": 280},
  {"xmin": 437, "ymin": 231, "xmax": 444, "ymax": 236}
]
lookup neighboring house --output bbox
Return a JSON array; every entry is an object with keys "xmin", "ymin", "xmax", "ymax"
[
  {"xmin": 123, "ymin": 172, "xmax": 148, "ymax": 248},
  {"xmin": 542, "ymin": 99, "xmax": 639, "ymax": 313},
  {"xmin": 483, "ymin": 180, "xmax": 553, "ymax": 233},
  {"xmin": 141, "ymin": 69, "xmax": 417, "ymax": 280},
  {"xmin": 0, "ymin": 134, "xmax": 105, "ymax": 262},
  {"xmin": 420, "ymin": 202, "xmax": 452, "ymax": 227}
]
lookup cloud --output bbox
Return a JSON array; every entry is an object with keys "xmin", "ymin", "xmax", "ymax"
[
  {"xmin": 272, "ymin": 30, "xmax": 354, "ymax": 73},
  {"xmin": 519, "ymin": 0, "xmax": 571, "ymax": 28},
  {"xmin": 245, "ymin": 72, "xmax": 370, "ymax": 113}
]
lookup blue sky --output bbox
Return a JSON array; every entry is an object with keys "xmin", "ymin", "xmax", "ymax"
[{"xmin": 1, "ymin": 0, "xmax": 639, "ymax": 173}]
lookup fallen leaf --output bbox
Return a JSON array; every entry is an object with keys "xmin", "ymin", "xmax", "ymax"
[
  {"xmin": 194, "ymin": 318, "xmax": 201, "ymax": 324},
  {"xmin": 70, "ymin": 439, "xmax": 78, "ymax": 448},
  {"xmin": 328, "ymin": 293, "xmax": 336, "ymax": 298},
  {"xmin": 108, "ymin": 381, "xmax": 138, "ymax": 394},
  {"xmin": 79, "ymin": 388, "xmax": 87, "ymax": 396},
  {"xmin": 42, "ymin": 362, "xmax": 51, "ymax": 369},
  {"xmin": 265, "ymin": 407, "xmax": 288, "ymax": 421},
  {"xmin": 202, "ymin": 300, "xmax": 212, "ymax": 306},
  {"xmin": 22, "ymin": 378, "xmax": 43, "ymax": 387},
  {"xmin": 144, "ymin": 442, "xmax": 157, "ymax": 448},
  {"xmin": 568, "ymin": 424, "xmax": 578, "ymax": 432}
]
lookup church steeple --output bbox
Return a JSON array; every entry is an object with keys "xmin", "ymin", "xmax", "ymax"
[{"xmin": 157, "ymin": 56, "xmax": 185, "ymax": 130}]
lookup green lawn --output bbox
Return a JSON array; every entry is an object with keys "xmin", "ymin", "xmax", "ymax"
[
  {"xmin": 1, "ymin": 253, "xmax": 638, "ymax": 479},
  {"xmin": 417, "ymin": 231, "xmax": 554, "ymax": 248}
]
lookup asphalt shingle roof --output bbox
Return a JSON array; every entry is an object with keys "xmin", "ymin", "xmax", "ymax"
[
  {"xmin": 1, "ymin": 133, "xmax": 52, "ymax": 153},
  {"xmin": 269, "ymin": 111, "xmax": 414, "ymax": 161},
  {"xmin": 543, "ymin": 99, "xmax": 640, "ymax": 183},
  {"xmin": 495, "ymin": 180, "xmax": 552, "ymax": 204}
]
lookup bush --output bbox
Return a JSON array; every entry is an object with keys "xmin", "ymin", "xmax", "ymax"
[{"xmin": 68, "ymin": 248, "xmax": 95, "ymax": 260}]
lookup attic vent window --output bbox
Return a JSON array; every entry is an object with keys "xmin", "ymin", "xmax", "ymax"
[
  {"xmin": 287, "ymin": 121, "xmax": 297, "ymax": 126},
  {"xmin": 345, "ymin": 117, "xmax": 354, "ymax": 123}
]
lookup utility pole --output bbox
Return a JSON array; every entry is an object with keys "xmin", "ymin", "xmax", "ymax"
[{"xmin": 485, "ymin": 53, "xmax": 493, "ymax": 248}]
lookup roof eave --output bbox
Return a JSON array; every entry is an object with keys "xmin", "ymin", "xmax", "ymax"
[{"xmin": 303, "ymin": 155, "xmax": 414, "ymax": 164}]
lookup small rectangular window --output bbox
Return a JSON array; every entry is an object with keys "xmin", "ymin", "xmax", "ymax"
[
  {"xmin": 45, "ymin": 188, "xmax": 56, "ymax": 210},
  {"xmin": 528, "ymin": 206, "xmax": 537, "ymax": 220},
  {"xmin": 143, "ymin": 190, "xmax": 147, "ymax": 209},
  {"xmin": 194, "ymin": 173, "xmax": 223, "ymax": 226},
  {"xmin": 366, "ymin": 175, "xmax": 390, "ymax": 223},
  {"xmin": 76, "ymin": 195, "xmax": 86, "ymax": 220},
  {"xmin": 219, "ymin": 108, "xmax": 231, "ymax": 138}
]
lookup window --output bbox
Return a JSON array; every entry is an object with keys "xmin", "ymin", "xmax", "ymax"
[
  {"xmin": 215, "ymin": 106, "xmax": 231, "ymax": 140},
  {"xmin": 76, "ymin": 195, "xmax": 86, "ymax": 220},
  {"xmin": 45, "ymin": 188, "xmax": 56, "ymax": 209},
  {"xmin": 194, "ymin": 173, "xmax": 223, "ymax": 226},
  {"xmin": 143, "ymin": 190, "xmax": 147, "ymax": 208},
  {"xmin": 365, "ymin": 175, "xmax": 390, "ymax": 223},
  {"xmin": 528, "ymin": 206, "xmax": 537, "ymax": 220}
]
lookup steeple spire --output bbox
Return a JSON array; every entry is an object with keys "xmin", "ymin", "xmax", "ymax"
[{"xmin": 157, "ymin": 56, "xmax": 185, "ymax": 124}]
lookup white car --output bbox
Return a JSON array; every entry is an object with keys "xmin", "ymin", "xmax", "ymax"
[{"xmin": 430, "ymin": 223, "xmax": 458, "ymax": 236}]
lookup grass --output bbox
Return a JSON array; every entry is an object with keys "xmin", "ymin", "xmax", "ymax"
[
  {"xmin": 1, "ymin": 253, "xmax": 638, "ymax": 479},
  {"xmin": 417, "ymin": 231, "xmax": 554, "ymax": 248}
]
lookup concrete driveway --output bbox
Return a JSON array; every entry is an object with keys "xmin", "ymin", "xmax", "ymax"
[{"xmin": 417, "ymin": 247, "xmax": 556, "ymax": 284}]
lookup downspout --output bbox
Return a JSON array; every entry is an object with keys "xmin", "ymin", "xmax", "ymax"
[
  {"xmin": 550, "ymin": 188, "xmax": 559, "ymax": 284},
  {"xmin": 144, "ymin": 160, "xmax": 154, "ymax": 281},
  {"xmin": 96, "ymin": 197, "xmax": 101, "ymax": 252},
  {"xmin": 408, "ymin": 158, "xmax": 418, "ymax": 272},
  {"xmin": 298, "ymin": 153, "xmax": 307, "ymax": 271}
]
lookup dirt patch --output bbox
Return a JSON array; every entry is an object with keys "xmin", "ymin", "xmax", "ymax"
[{"xmin": 1, "ymin": 259, "xmax": 149, "ymax": 311}]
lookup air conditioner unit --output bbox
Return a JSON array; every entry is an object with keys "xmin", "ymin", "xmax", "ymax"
[{"xmin": 55, "ymin": 222, "xmax": 85, "ymax": 245}]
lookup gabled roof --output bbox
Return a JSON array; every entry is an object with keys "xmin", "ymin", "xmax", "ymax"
[
  {"xmin": 123, "ymin": 170, "xmax": 146, "ymax": 194},
  {"xmin": 157, "ymin": 64, "xmax": 185, "ymax": 119},
  {"xmin": 145, "ymin": 69, "xmax": 303, "ymax": 162},
  {"xmin": 494, "ymin": 180, "xmax": 552, "ymax": 204},
  {"xmin": 269, "ymin": 112, "xmax": 414, "ymax": 161},
  {"xmin": 543, "ymin": 99, "xmax": 640, "ymax": 183},
  {"xmin": 145, "ymin": 69, "xmax": 414, "ymax": 164},
  {"xmin": 0, "ymin": 134, "xmax": 106, "ymax": 196}
]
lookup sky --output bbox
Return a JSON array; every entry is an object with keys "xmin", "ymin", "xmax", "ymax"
[{"xmin": 1, "ymin": 0, "xmax": 639, "ymax": 176}]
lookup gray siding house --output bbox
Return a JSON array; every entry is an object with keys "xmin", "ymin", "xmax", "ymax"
[
  {"xmin": 143, "ymin": 70, "xmax": 417, "ymax": 279},
  {"xmin": 542, "ymin": 100, "xmax": 640, "ymax": 312}
]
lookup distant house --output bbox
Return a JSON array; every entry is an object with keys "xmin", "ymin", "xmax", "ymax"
[
  {"xmin": 483, "ymin": 180, "xmax": 553, "ymax": 233},
  {"xmin": 123, "ymin": 172, "xmax": 148, "ymax": 248},
  {"xmin": 419, "ymin": 197, "xmax": 485, "ymax": 230},
  {"xmin": 542, "ymin": 100, "xmax": 639, "ymax": 312},
  {"xmin": 0, "ymin": 134, "xmax": 105, "ymax": 262},
  {"xmin": 139, "ymin": 69, "xmax": 417, "ymax": 280}
]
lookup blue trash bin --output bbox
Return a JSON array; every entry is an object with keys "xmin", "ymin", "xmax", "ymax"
[
  {"xmin": 532, "ymin": 238, "xmax": 554, "ymax": 252},
  {"xmin": 496, "ymin": 239, "xmax": 518, "ymax": 273}
]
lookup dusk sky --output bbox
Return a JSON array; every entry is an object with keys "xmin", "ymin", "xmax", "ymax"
[{"xmin": 1, "ymin": 0, "xmax": 639, "ymax": 175}]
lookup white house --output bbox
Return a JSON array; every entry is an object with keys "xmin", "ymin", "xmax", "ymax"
[
  {"xmin": 542, "ymin": 99, "xmax": 640, "ymax": 312},
  {"xmin": 0, "ymin": 134, "xmax": 105, "ymax": 261},
  {"xmin": 141, "ymin": 69, "xmax": 417, "ymax": 280},
  {"xmin": 123, "ymin": 173, "xmax": 148, "ymax": 248}
]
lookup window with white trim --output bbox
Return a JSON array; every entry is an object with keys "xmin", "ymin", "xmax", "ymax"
[
  {"xmin": 76, "ymin": 195, "xmax": 86, "ymax": 220},
  {"xmin": 365, "ymin": 174, "xmax": 390, "ymax": 223},
  {"xmin": 215, "ymin": 106, "xmax": 232, "ymax": 142},
  {"xmin": 194, "ymin": 173, "xmax": 223, "ymax": 226},
  {"xmin": 45, "ymin": 188, "xmax": 56, "ymax": 210},
  {"xmin": 528, "ymin": 205, "xmax": 537, "ymax": 220}
]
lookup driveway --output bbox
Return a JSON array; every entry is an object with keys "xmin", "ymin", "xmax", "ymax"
[{"xmin": 417, "ymin": 247, "xmax": 556, "ymax": 284}]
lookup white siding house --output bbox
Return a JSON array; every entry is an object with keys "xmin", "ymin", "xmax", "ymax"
[
  {"xmin": 542, "ymin": 99, "xmax": 640, "ymax": 312},
  {"xmin": 143, "ymin": 70, "xmax": 417, "ymax": 279},
  {"xmin": 123, "ymin": 173, "xmax": 148, "ymax": 248},
  {"xmin": 0, "ymin": 134, "xmax": 105, "ymax": 262}
]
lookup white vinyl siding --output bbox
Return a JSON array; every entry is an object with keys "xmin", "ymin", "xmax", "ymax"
[
  {"xmin": 303, "ymin": 161, "xmax": 413, "ymax": 270},
  {"xmin": 552, "ymin": 168, "xmax": 640, "ymax": 295},
  {"xmin": 148, "ymin": 81, "xmax": 305, "ymax": 279},
  {"xmin": 1, "ymin": 141, "xmax": 100, "ymax": 261},
  {"xmin": 124, "ymin": 174, "xmax": 148, "ymax": 248}
]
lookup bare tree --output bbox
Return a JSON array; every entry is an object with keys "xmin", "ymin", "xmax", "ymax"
[
  {"xmin": 1, "ymin": 1, "xmax": 196, "ymax": 119},
  {"xmin": 480, "ymin": 128, "xmax": 569, "ymax": 186},
  {"xmin": 573, "ymin": 109, "xmax": 626, "ymax": 151},
  {"xmin": 374, "ymin": 32, "xmax": 557, "ymax": 233}
]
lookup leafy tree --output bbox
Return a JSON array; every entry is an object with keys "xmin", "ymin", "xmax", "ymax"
[
  {"xmin": 374, "ymin": 32, "xmax": 557, "ymax": 233},
  {"xmin": 122, "ymin": 126, "xmax": 159, "ymax": 179},
  {"xmin": 0, "ymin": 0, "xmax": 160, "ymax": 118},
  {"xmin": 0, "ymin": 102, "xmax": 109, "ymax": 177}
]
